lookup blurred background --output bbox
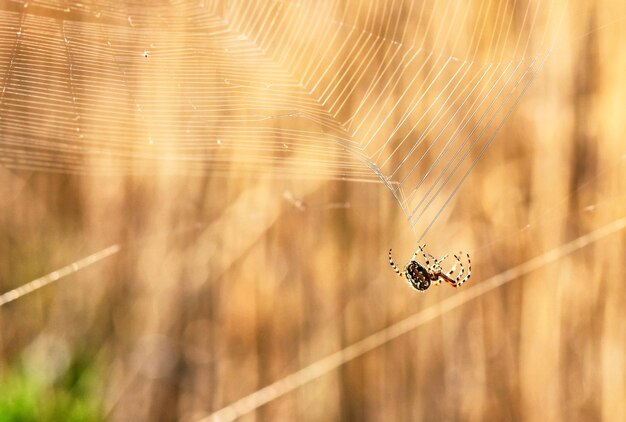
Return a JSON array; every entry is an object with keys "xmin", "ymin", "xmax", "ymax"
[{"xmin": 0, "ymin": 0, "xmax": 625, "ymax": 421}]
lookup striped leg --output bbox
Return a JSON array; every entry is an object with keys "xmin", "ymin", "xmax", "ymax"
[
  {"xmin": 418, "ymin": 244, "xmax": 430, "ymax": 266},
  {"xmin": 436, "ymin": 255, "xmax": 449, "ymax": 265},
  {"xmin": 451, "ymin": 253, "xmax": 471, "ymax": 287},
  {"xmin": 437, "ymin": 253, "xmax": 472, "ymax": 287},
  {"xmin": 433, "ymin": 254, "xmax": 448, "ymax": 272},
  {"xmin": 388, "ymin": 249, "xmax": 404, "ymax": 278},
  {"xmin": 430, "ymin": 254, "xmax": 449, "ymax": 287},
  {"xmin": 444, "ymin": 259, "xmax": 459, "ymax": 286}
]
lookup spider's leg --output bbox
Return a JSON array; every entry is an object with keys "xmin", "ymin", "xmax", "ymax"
[
  {"xmin": 446, "ymin": 260, "xmax": 459, "ymax": 277},
  {"xmin": 433, "ymin": 254, "xmax": 449, "ymax": 272},
  {"xmin": 418, "ymin": 244, "xmax": 430, "ymax": 266},
  {"xmin": 436, "ymin": 254, "xmax": 449, "ymax": 265},
  {"xmin": 452, "ymin": 254, "xmax": 465, "ymax": 285},
  {"xmin": 439, "ymin": 275, "xmax": 457, "ymax": 287},
  {"xmin": 388, "ymin": 249, "xmax": 404, "ymax": 278},
  {"xmin": 435, "ymin": 252, "xmax": 472, "ymax": 288},
  {"xmin": 452, "ymin": 253, "xmax": 472, "ymax": 287},
  {"xmin": 436, "ymin": 255, "xmax": 460, "ymax": 287}
]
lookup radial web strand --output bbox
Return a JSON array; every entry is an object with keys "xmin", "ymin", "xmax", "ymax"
[{"xmin": 0, "ymin": 0, "xmax": 564, "ymax": 232}]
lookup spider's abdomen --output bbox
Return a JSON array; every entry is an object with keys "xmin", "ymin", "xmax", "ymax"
[{"xmin": 404, "ymin": 261, "xmax": 431, "ymax": 291}]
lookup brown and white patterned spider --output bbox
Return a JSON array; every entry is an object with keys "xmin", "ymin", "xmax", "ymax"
[{"xmin": 388, "ymin": 245, "xmax": 471, "ymax": 291}]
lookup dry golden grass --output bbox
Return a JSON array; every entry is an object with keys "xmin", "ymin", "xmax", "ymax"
[{"xmin": 0, "ymin": 1, "xmax": 625, "ymax": 421}]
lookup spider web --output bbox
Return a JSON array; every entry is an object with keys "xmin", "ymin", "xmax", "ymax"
[{"xmin": 0, "ymin": 0, "xmax": 564, "ymax": 234}]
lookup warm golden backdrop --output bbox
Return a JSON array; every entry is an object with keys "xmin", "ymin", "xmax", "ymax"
[{"xmin": 0, "ymin": 1, "xmax": 624, "ymax": 421}]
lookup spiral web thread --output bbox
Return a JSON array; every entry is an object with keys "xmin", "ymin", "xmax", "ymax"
[{"xmin": 0, "ymin": 0, "xmax": 563, "ymax": 232}]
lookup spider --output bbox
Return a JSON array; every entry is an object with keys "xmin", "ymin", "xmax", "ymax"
[{"xmin": 388, "ymin": 245, "xmax": 471, "ymax": 291}]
